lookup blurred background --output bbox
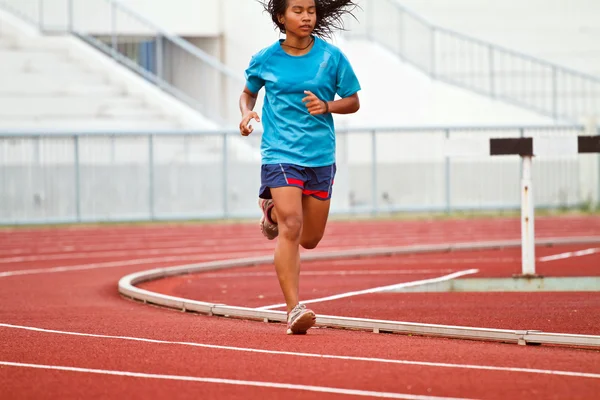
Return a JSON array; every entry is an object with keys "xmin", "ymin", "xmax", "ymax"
[{"xmin": 0, "ymin": 0, "xmax": 598, "ymax": 225}]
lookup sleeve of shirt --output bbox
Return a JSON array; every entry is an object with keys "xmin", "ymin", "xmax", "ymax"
[
  {"xmin": 244, "ymin": 54, "xmax": 265, "ymax": 95},
  {"xmin": 336, "ymin": 52, "xmax": 361, "ymax": 98}
]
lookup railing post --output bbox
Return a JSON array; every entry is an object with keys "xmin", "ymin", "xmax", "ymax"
[
  {"xmin": 110, "ymin": 135, "xmax": 116, "ymax": 163},
  {"xmin": 67, "ymin": 0, "xmax": 73, "ymax": 32},
  {"xmin": 371, "ymin": 130, "xmax": 378, "ymax": 214},
  {"xmin": 398, "ymin": 8, "xmax": 405, "ymax": 59},
  {"xmin": 366, "ymin": 0, "xmax": 374, "ymax": 41},
  {"xmin": 222, "ymin": 133, "xmax": 229, "ymax": 218},
  {"xmin": 155, "ymin": 34, "xmax": 164, "ymax": 86},
  {"xmin": 34, "ymin": 136, "xmax": 41, "ymax": 165},
  {"xmin": 74, "ymin": 135, "xmax": 81, "ymax": 222},
  {"xmin": 552, "ymin": 66, "xmax": 558, "ymax": 120},
  {"xmin": 111, "ymin": 1, "xmax": 118, "ymax": 57},
  {"xmin": 148, "ymin": 135, "xmax": 155, "ymax": 220},
  {"xmin": 445, "ymin": 129, "xmax": 451, "ymax": 213},
  {"xmin": 430, "ymin": 26, "xmax": 436, "ymax": 78},
  {"xmin": 184, "ymin": 135, "xmax": 190, "ymax": 163},
  {"xmin": 38, "ymin": 0, "xmax": 44, "ymax": 32},
  {"xmin": 489, "ymin": 45, "xmax": 495, "ymax": 98}
]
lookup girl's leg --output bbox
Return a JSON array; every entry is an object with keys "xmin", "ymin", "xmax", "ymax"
[
  {"xmin": 269, "ymin": 186, "xmax": 303, "ymax": 313},
  {"xmin": 299, "ymin": 195, "xmax": 331, "ymax": 250},
  {"xmin": 268, "ymin": 192, "xmax": 330, "ymax": 308},
  {"xmin": 268, "ymin": 190, "xmax": 328, "ymax": 335}
]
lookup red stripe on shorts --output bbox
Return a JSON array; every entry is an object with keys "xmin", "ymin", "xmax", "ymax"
[
  {"xmin": 287, "ymin": 178, "xmax": 305, "ymax": 187},
  {"xmin": 303, "ymin": 189, "xmax": 329, "ymax": 199}
]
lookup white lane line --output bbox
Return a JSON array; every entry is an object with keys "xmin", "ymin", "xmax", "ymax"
[
  {"xmin": 539, "ymin": 248, "xmax": 600, "ymax": 262},
  {"xmin": 0, "ymin": 241, "xmax": 461, "ymax": 263},
  {"xmin": 0, "ymin": 245, "xmax": 274, "ymax": 264},
  {"xmin": 0, "ymin": 361, "xmax": 472, "ymax": 400},
  {"xmin": 0, "ymin": 250, "xmax": 519, "ymax": 265},
  {"xmin": 0, "ymin": 234, "xmax": 426, "ymax": 256},
  {"xmin": 201, "ymin": 270, "xmax": 456, "ymax": 279},
  {"xmin": 257, "ymin": 269, "xmax": 480, "ymax": 310},
  {"xmin": 329, "ymin": 258, "xmax": 517, "ymax": 266},
  {"xmin": 0, "ymin": 249, "xmax": 437, "ymax": 278},
  {"xmin": 0, "ymin": 324, "xmax": 598, "ymax": 379},
  {"xmin": 0, "ymin": 240, "xmax": 455, "ymax": 263},
  {"xmin": 0, "ymin": 241, "xmax": 266, "ymax": 257},
  {"xmin": 0, "ymin": 251, "xmax": 269, "ymax": 278}
]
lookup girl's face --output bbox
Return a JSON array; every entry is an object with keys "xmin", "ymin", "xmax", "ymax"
[{"xmin": 279, "ymin": 0, "xmax": 316, "ymax": 39}]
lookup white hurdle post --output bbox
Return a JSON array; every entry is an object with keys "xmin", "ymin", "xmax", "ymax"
[
  {"xmin": 520, "ymin": 155, "xmax": 536, "ymax": 275},
  {"xmin": 491, "ymin": 134, "xmax": 599, "ymax": 277},
  {"xmin": 487, "ymin": 136, "xmax": 540, "ymax": 277}
]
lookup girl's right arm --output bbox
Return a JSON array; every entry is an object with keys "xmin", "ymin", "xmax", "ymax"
[{"xmin": 239, "ymin": 86, "xmax": 260, "ymax": 136}]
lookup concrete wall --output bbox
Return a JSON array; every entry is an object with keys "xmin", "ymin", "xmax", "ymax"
[
  {"xmin": 396, "ymin": 0, "xmax": 600, "ymax": 77},
  {"xmin": 22, "ymin": 0, "xmax": 221, "ymax": 35}
]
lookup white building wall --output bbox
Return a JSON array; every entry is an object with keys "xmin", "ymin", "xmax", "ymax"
[
  {"xmin": 35, "ymin": 0, "xmax": 220, "ymax": 35},
  {"xmin": 29, "ymin": 0, "xmax": 600, "ymax": 77},
  {"xmin": 396, "ymin": 0, "xmax": 600, "ymax": 77}
]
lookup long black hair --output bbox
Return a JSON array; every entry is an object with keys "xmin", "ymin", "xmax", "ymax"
[{"xmin": 258, "ymin": 0, "xmax": 359, "ymax": 38}]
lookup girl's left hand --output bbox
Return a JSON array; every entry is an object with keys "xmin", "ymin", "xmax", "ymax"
[{"xmin": 302, "ymin": 91, "xmax": 327, "ymax": 115}]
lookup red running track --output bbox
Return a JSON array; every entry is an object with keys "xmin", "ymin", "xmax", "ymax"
[{"xmin": 1, "ymin": 216, "xmax": 599, "ymax": 399}]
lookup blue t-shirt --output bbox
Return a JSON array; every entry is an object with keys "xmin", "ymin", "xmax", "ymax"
[{"xmin": 245, "ymin": 36, "xmax": 361, "ymax": 167}]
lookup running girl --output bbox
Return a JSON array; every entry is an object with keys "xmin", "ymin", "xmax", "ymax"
[{"xmin": 239, "ymin": 0, "xmax": 361, "ymax": 335}]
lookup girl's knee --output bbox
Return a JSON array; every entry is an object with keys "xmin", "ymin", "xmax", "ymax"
[
  {"xmin": 279, "ymin": 214, "xmax": 303, "ymax": 240},
  {"xmin": 300, "ymin": 234, "xmax": 323, "ymax": 250}
]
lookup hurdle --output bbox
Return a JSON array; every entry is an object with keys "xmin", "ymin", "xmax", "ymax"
[
  {"xmin": 441, "ymin": 130, "xmax": 599, "ymax": 276},
  {"xmin": 486, "ymin": 135, "xmax": 600, "ymax": 276}
]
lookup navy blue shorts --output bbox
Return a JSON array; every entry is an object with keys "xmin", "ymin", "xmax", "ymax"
[{"xmin": 259, "ymin": 163, "xmax": 336, "ymax": 200}]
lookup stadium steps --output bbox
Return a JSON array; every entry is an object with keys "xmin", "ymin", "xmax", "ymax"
[{"xmin": 0, "ymin": 13, "xmax": 214, "ymax": 131}]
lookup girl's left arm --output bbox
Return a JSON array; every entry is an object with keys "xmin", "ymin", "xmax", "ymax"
[
  {"xmin": 326, "ymin": 93, "xmax": 360, "ymax": 115},
  {"xmin": 303, "ymin": 91, "xmax": 360, "ymax": 115}
]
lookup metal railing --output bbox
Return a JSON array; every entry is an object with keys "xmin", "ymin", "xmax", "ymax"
[
  {"xmin": 0, "ymin": 0, "xmax": 245, "ymax": 127},
  {"xmin": 0, "ymin": 0, "xmax": 46, "ymax": 29},
  {"xmin": 3, "ymin": 0, "xmax": 598, "ymax": 126},
  {"xmin": 1, "ymin": 125, "xmax": 596, "ymax": 225},
  {"xmin": 344, "ymin": 0, "xmax": 600, "ymax": 124}
]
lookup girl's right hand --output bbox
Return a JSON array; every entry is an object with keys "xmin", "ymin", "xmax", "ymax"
[{"xmin": 239, "ymin": 112, "xmax": 261, "ymax": 136}]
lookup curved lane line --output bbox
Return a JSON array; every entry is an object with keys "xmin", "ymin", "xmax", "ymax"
[
  {"xmin": 539, "ymin": 248, "xmax": 600, "ymax": 262},
  {"xmin": 256, "ymin": 269, "xmax": 479, "ymax": 310}
]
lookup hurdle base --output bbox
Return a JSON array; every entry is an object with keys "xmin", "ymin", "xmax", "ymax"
[{"xmin": 512, "ymin": 274, "xmax": 544, "ymax": 279}]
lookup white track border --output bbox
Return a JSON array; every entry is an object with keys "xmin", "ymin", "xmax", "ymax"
[{"xmin": 118, "ymin": 237, "xmax": 600, "ymax": 348}]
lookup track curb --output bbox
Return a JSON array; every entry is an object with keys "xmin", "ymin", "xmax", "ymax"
[{"xmin": 118, "ymin": 236, "xmax": 600, "ymax": 348}]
